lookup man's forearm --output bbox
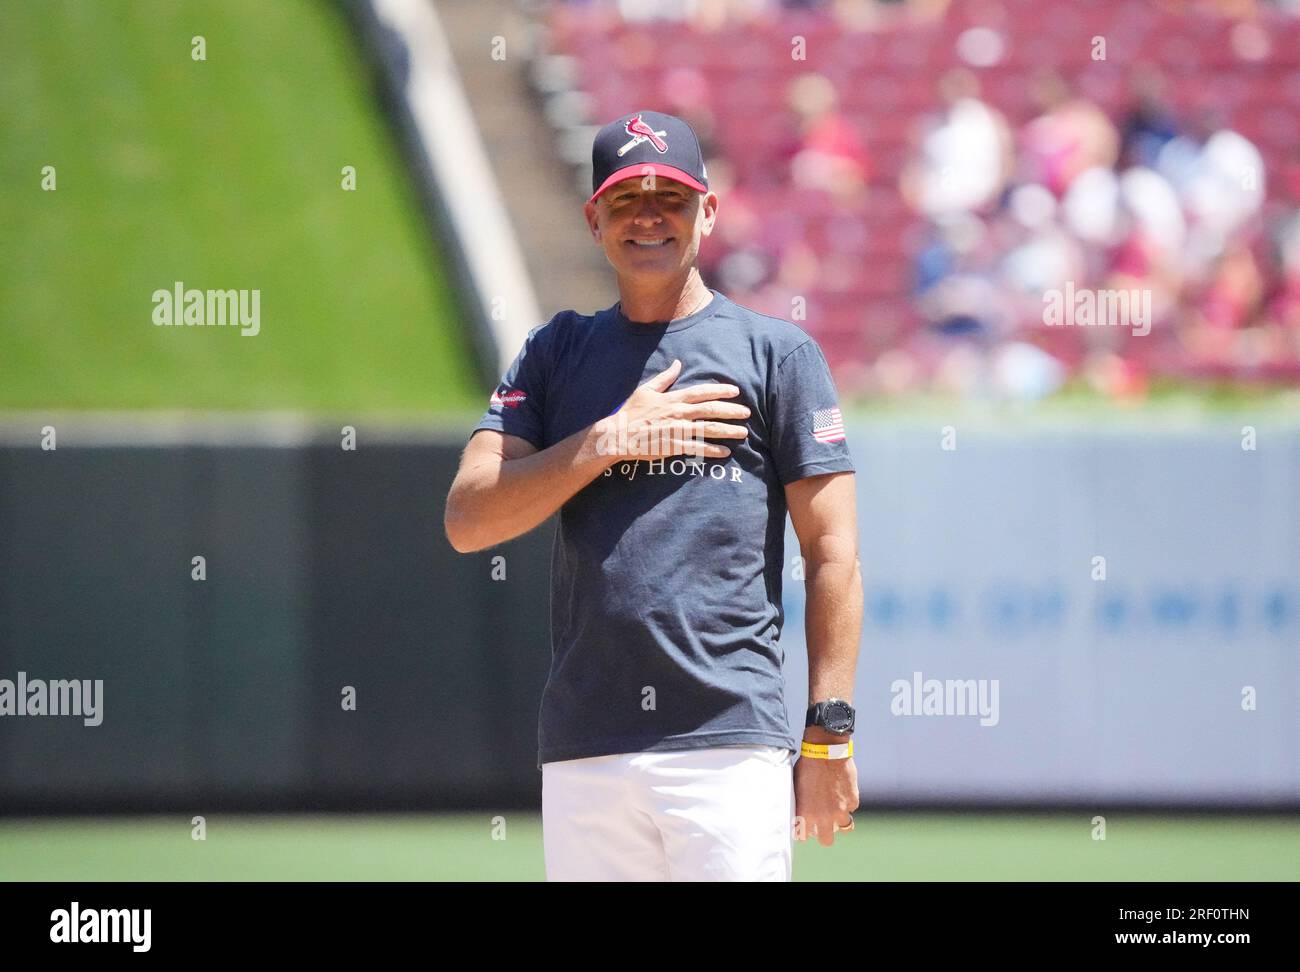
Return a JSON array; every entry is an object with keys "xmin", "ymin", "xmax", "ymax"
[
  {"xmin": 803, "ymin": 537, "xmax": 863, "ymax": 743},
  {"xmin": 446, "ymin": 419, "xmax": 617, "ymax": 552}
]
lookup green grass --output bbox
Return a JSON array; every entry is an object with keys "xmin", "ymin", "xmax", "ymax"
[
  {"xmin": 0, "ymin": 0, "xmax": 480, "ymax": 412},
  {"xmin": 2, "ymin": 813, "xmax": 1296, "ymax": 881}
]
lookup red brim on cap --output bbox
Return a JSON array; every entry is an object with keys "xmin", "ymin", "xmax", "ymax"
[{"xmin": 588, "ymin": 163, "xmax": 708, "ymax": 204}]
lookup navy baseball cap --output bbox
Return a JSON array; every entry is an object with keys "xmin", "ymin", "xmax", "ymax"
[{"xmin": 589, "ymin": 110, "xmax": 709, "ymax": 205}]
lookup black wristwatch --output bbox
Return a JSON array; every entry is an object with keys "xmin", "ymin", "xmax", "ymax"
[{"xmin": 806, "ymin": 698, "xmax": 855, "ymax": 736}]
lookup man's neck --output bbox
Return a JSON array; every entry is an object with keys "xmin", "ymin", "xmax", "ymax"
[{"xmin": 617, "ymin": 271, "xmax": 713, "ymax": 324}]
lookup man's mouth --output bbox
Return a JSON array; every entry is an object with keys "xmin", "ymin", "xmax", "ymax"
[{"xmin": 627, "ymin": 237, "xmax": 673, "ymax": 247}]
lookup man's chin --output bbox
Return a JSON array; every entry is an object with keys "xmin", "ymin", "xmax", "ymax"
[
  {"xmin": 610, "ymin": 244, "xmax": 696, "ymax": 273},
  {"xmin": 613, "ymin": 264, "xmax": 686, "ymax": 283}
]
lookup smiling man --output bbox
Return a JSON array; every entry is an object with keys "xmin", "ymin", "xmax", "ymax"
[{"xmin": 444, "ymin": 110, "xmax": 862, "ymax": 881}]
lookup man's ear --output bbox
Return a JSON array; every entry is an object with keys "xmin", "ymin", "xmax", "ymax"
[
  {"xmin": 583, "ymin": 200, "xmax": 601, "ymax": 242},
  {"xmin": 700, "ymin": 191, "xmax": 719, "ymax": 236}
]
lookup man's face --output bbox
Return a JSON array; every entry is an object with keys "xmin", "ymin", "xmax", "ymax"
[{"xmin": 584, "ymin": 176, "xmax": 718, "ymax": 279}]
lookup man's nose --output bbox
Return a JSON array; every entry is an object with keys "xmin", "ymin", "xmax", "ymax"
[{"xmin": 633, "ymin": 197, "xmax": 662, "ymax": 222}]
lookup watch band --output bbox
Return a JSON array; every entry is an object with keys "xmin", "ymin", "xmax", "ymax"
[{"xmin": 800, "ymin": 739, "xmax": 854, "ymax": 760}]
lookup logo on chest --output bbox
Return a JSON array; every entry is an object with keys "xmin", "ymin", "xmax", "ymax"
[{"xmin": 603, "ymin": 457, "xmax": 744, "ymax": 484}]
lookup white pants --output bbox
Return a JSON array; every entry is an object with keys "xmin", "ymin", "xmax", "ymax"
[{"xmin": 541, "ymin": 744, "xmax": 795, "ymax": 881}]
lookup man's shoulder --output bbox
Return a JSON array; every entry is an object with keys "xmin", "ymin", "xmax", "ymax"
[
  {"xmin": 519, "ymin": 307, "xmax": 602, "ymax": 365},
  {"xmin": 543, "ymin": 305, "xmax": 603, "ymax": 326},
  {"xmin": 530, "ymin": 306, "xmax": 602, "ymax": 343},
  {"xmin": 713, "ymin": 291, "xmax": 818, "ymax": 359}
]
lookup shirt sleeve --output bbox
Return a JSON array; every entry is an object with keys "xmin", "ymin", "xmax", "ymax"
[
  {"xmin": 767, "ymin": 339, "xmax": 855, "ymax": 486},
  {"xmin": 471, "ymin": 324, "xmax": 549, "ymax": 450}
]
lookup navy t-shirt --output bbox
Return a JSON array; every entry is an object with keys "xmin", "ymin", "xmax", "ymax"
[{"xmin": 470, "ymin": 288, "xmax": 855, "ymax": 768}]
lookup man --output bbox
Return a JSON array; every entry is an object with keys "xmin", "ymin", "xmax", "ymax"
[{"xmin": 444, "ymin": 110, "xmax": 862, "ymax": 881}]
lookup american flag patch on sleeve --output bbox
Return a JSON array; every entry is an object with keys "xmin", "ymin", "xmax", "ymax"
[{"xmin": 811, "ymin": 406, "xmax": 845, "ymax": 443}]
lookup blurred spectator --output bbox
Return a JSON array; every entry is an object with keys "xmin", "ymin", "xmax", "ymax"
[
  {"xmin": 1062, "ymin": 166, "xmax": 1121, "ymax": 246},
  {"xmin": 659, "ymin": 67, "xmax": 713, "ymax": 125},
  {"xmin": 900, "ymin": 69, "xmax": 1012, "ymax": 217},
  {"xmin": 1199, "ymin": 240, "xmax": 1265, "ymax": 332},
  {"xmin": 616, "ymin": 0, "xmax": 697, "ymax": 22},
  {"xmin": 1183, "ymin": 239, "xmax": 1267, "ymax": 365},
  {"xmin": 990, "ymin": 341, "xmax": 1068, "ymax": 401},
  {"xmin": 1020, "ymin": 71, "xmax": 1120, "ymax": 197},
  {"xmin": 786, "ymin": 73, "xmax": 872, "ymax": 200},
  {"xmin": 1000, "ymin": 183, "xmax": 1086, "ymax": 301},
  {"xmin": 1119, "ymin": 66, "xmax": 1182, "ymax": 171},
  {"xmin": 690, "ymin": 0, "xmax": 779, "ymax": 29},
  {"xmin": 1118, "ymin": 166, "xmax": 1186, "ymax": 272},
  {"xmin": 913, "ymin": 213, "xmax": 1011, "ymax": 339},
  {"xmin": 1182, "ymin": 127, "xmax": 1266, "ymax": 272},
  {"xmin": 1083, "ymin": 351, "xmax": 1150, "ymax": 400},
  {"xmin": 617, "ymin": 0, "xmax": 781, "ymax": 23},
  {"xmin": 1271, "ymin": 207, "xmax": 1300, "ymax": 340}
]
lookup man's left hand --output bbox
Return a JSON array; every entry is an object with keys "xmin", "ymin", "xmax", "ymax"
[{"xmin": 793, "ymin": 729, "xmax": 860, "ymax": 846}]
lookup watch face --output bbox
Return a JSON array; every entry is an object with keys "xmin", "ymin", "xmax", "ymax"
[{"xmin": 825, "ymin": 700, "xmax": 854, "ymax": 734}]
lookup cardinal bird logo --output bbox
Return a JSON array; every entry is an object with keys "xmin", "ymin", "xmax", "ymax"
[{"xmin": 618, "ymin": 114, "xmax": 669, "ymax": 156}]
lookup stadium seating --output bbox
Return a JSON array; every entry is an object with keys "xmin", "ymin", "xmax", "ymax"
[{"xmin": 538, "ymin": 0, "xmax": 1300, "ymax": 395}]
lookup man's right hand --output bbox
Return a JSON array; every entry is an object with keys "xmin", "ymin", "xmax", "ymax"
[{"xmin": 598, "ymin": 358, "xmax": 750, "ymax": 462}]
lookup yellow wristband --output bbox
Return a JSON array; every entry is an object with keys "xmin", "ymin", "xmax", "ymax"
[{"xmin": 800, "ymin": 739, "xmax": 853, "ymax": 760}]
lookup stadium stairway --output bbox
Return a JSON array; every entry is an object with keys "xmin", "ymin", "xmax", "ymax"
[{"xmin": 437, "ymin": 0, "xmax": 616, "ymax": 324}]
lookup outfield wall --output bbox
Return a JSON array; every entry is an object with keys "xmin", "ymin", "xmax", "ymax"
[
  {"xmin": 779, "ymin": 423, "xmax": 1300, "ymax": 807},
  {"xmin": 0, "ymin": 420, "xmax": 1296, "ymax": 812}
]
